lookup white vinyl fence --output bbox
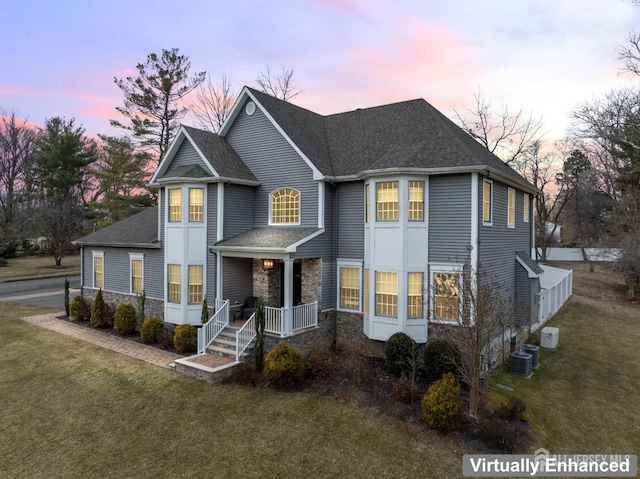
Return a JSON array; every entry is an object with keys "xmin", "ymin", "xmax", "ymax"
[{"xmin": 533, "ymin": 265, "xmax": 573, "ymax": 331}]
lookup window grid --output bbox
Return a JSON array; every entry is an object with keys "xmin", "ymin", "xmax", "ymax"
[
  {"xmin": 483, "ymin": 180, "xmax": 492, "ymax": 223},
  {"xmin": 434, "ymin": 273, "xmax": 459, "ymax": 320},
  {"xmin": 271, "ymin": 188, "xmax": 300, "ymax": 224},
  {"xmin": 168, "ymin": 264, "xmax": 181, "ymax": 303},
  {"xmin": 94, "ymin": 256, "xmax": 103, "ymax": 288},
  {"xmin": 364, "ymin": 269, "xmax": 369, "ymax": 314},
  {"xmin": 523, "ymin": 193, "xmax": 530, "ymax": 222},
  {"xmin": 375, "ymin": 270, "xmax": 398, "ymax": 317},
  {"xmin": 365, "ymin": 184, "xmax": 370, "ymax": 223},
  {"xmin": 407, "ymin": 272, "xmax": 423, "ymax": 318},
  {"xmin": 131, "ymin": 259, "xmax": 143, "ymax": 294},
  {"xmin": 376, "ymin": 182, "xmax": 398, "ymax": 221},
  {"xmin": 189, "ymin": 188, "xmax": 204, "ymax": 222},
  {"xmin": 508, "ymin": 188, "xmax": 515, "ymax": 228},
  {"xmin": 188, "ymin": 265, "xmax": 203, "ymax": 304},
  {"xmin": 169, "ymin": 189, "xmax": 182, "ymax": 222},
  {"xmin": 408, "ymin": 181, "xmax": 424, "ymax": 221},
  {"xmin": 340, "ymin": 267, "xmax": 360, "ymax": 310}
]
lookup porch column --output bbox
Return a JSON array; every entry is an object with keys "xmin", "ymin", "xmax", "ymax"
[{"xmin": 283, "ymin": 258, "xmax": 293, "ymax": 336}]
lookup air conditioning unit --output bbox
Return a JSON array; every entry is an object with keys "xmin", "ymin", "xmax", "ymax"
[
  {"xmin": 510, "ymin": 351, "xmax": 533, "ymax": 378},
  {"xmin": 522, "ymin": 344, "xmax": 540, "ymax": 369},
  {"xmin": 540, "ymin": 327, "xmax": 559, "ymax": 350}
]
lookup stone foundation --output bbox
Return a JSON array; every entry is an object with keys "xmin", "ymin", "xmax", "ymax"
[{"xmin": 80, "ymin": 288, "xmax": 164, "ymax": 323}]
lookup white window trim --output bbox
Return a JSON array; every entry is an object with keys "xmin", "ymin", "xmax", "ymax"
[
  {"xmin": 129, "ymin": 253, "xmax": 144, "ymax": 295},
  {"xmin": 429, "ymin": 263, "xmax": 463, "ymax": 325},
  {"xmin": 375, "ymin": 180, "xmax": 399, "ymax": 222},
  {"xmin": 407, "ymin": 180, "xmax": 425, "ymax": 222},
  {"xmin": 407, "ymin": 271, "xmax": 425, "ymax": 319},
  {"xmin": 523, "ymin": 193, "xmax": 530, "ymax": 223},
  {"xmin": 268, "ymin": 187, "xmax": 301, "ymax": 226},
  {"xmin": 92, "ymin": 251, "xmax": 104, "ymax": 289},
  {"xmin": 482, "ymin": 179, "xmax": 493, "ymax": 226},
  {"xmin": 507, "ymin": 187, "xmax": 516, "ymax": 229},
  {"xmin": 336, "ymin": 259, "xmax": 363, "ymax": 312}
]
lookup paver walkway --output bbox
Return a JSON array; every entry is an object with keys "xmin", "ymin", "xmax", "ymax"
[{"xmin": 21, "ymin": 312, "xmax": 182, "ymax": 369}]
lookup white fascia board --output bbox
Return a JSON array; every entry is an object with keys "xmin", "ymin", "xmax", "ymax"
[
  {"xmin": 516, "ymin": 254, "xmax": 541, "ymax": 279},
  {"xmin": 285, "ymin": 228, "xmax": 325, "ymax": 253}
]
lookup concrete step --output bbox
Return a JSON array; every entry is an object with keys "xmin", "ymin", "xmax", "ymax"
[{"xmin": 207, "ymin": 345, "xmax": 237, "ymax": 357}]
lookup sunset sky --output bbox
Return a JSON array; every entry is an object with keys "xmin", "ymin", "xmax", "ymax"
[{"xmin": 2, "ymin": 0, "xmax": 639, "ymax": 141}]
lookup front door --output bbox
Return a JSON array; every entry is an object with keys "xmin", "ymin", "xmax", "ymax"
[{"xmin": 280, "ymin": 261, "xmax": 302, "ymax": 306}]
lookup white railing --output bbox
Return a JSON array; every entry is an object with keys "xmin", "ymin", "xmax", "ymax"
[
  {"xmin": 533, "ymin": 266, "xmax": 573, "ymax": 331},
  {"xmin": 293, "ymin": 301, "xmax": 318, "ymax": 331},
  {"xmin": 235, "ymin": 312, "xmax": 256, "ymax": 362},
  {"xmin": 197, "ymin": 299, "xmax": 229, "ymax": 354},
  {"xmin": 264, "ymin": 302, "xmax": 318, "ymax": 336},
  {"xmin": 265, "ymin": 306, "xmax": 283, "ymax": 335}
]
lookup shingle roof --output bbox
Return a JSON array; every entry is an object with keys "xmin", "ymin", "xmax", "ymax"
[
  {"xmin": 161, "ymin": 164, "xmax": 212, "ymax": 179},
  {"xmin": 516, "ymin": 251, "xmax": 544, "ymax": 276},
  {"xmin": 75, "ymin": 208, "xmax": 159, "ymax": 248},
  {"xmin": 213, "ymin": 227, "xmax": 321, "ymax": 252},
  {"xmin": 241, "ymin": 88, "xmax": 533, "ymax": 190},
  {"xmin": 181, "ymin": 125, "xmax": 257, "ymax": 182}
]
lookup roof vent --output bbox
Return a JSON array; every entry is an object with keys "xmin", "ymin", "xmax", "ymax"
[{"xmin": 245, "ymin": 101, "xmax": 256, "ymax": 116}]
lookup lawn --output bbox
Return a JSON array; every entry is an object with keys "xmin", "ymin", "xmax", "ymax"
[
  {"xmin": 492, "ymin": 261, "xmax": 640, "ymax": 454},
  {"xmin": 1, "ymin": 261, "xmax": 638, "ymax": 478},
  {"xmin": 0, "ymin": 304, "xmax": 466, "ymax": 479},
  {"xmin": 0, "ymin": 254, "xmax": 81, "ymax": 282}
]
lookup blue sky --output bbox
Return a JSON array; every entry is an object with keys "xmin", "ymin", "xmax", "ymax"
[{"xmin": 2, "ymin": 0, "xmax": 639, "ymax": 140}]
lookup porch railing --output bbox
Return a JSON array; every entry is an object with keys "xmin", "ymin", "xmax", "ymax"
[
  {"xmin": 197, "ymin": 299, "xmax": 229, "ymax": 354},
  {"xmin": 235, "ymin": 312, "xmax": 256, "ymax": 362},
  {"xmin": 264, "ymin": 302, "xmax": 318, "ymax": 337}
]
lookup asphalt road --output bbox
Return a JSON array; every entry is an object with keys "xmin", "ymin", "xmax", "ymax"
[{"xmin": 0, "ymin": 275, "xmax": 81, "ymax": 309}]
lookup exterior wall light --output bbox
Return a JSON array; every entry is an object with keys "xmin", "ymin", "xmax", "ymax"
[{"xmin": 262, "ymin": 258, "xmax": 275, "ymax": 271}]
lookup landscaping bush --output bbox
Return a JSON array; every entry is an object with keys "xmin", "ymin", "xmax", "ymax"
[
  {"xmin": 263, "ymin": 343, "xmax": 305, "ymax": 388},
  {"xmin": 113, "ymin": 303, "xmax": 137, "ymax": 335},
  {"xmin": 158, "ymin": 325, "xmax": 176, "ymax": 350},
  {"xmin": 384, "ymin": 332, "xmax": 417, "ymax": 377},
  {"xmin": 421, "ymin": 372, "xmax": 464, "ymax": 432},
  {"xmin": 90, "ymin": 290, "xmax": 108, "ymax": 328},
  {"xmin": 477, "ymin": 415, "xmax": 531, "ymax": 453},
  {"xmin": 422, "ymin": 339, "xmax": 461, "ymax": 383},
  {"xmin": 0, "ymin": 258, "xmax": 8, "ymax": 267},
  {"xmin": 498, "ymin": 396, "xmax": 527, "ymax": 421},
  {"xmin": 393, "ymin": 373, "xmax": 414, "ymax": 403},
  {"xmin": 69, "ymin": 295, "xmax": 89, "ymax": 321},
  {"xmin": 140, "ymin": 316, "xmax": 164, "ymax": 344},
  {"xmin": 305, "ymin": 348, "xmax": 338, "ymax": 380},
  {"xmin": 173, "ymin": 324, "xmax": 197, "ymax": 353}
]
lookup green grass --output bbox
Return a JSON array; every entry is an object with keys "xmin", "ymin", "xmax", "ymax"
[
  {"xmin": 0, "ymin": 254, "xmax": 81, "ymax": 282},
  {"xmin": 0, "ymin": 303, "xmax": 465, "ymax": 479},
  {"xmin": 492, "ymin": 263, "xmax": 640, "ymax": 454}
]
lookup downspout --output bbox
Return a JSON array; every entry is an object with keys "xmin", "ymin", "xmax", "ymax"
[{"xmin": 332, "ymin": 182, "xmax": 338, "ymax": 349}]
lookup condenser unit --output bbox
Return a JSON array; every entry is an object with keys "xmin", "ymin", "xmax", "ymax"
[
  {"xmin": 540, "ymin": 327, "xmax": 559, "ymax": 350},
  {"xmin": 522, "ymin": 344, "xmax": 540, "ymax": 369},
  {"xmin": 510, "ymin": 351, "xmax": 533, "ymax": 378}
]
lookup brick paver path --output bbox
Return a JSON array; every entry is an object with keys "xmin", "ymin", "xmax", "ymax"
[{"xmin": 21, "ymin": 312, "xmax": 182, "ymax": 369}]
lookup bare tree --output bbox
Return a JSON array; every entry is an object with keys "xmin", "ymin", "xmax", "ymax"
[
  {"xmin": 192, "ymin": 73, "xmax": 236, "ymax": 133},
  {"xmin": 618, "ymin": 30, "xmax": 640, "ymax": 76},
  {"xmin": 255, "ymin": 65, "xmax": 302, "ymax": 101},
  {"xmin": 433, "ymin": 250, "xmax": 516, "ymax": 418},
  {"xmin": 0, "ymin": 112, "xmax": 38, "ymax": 230},
  {"xmin": 453, "ymin": 90, "xmax": 545, "ymax": 166}
]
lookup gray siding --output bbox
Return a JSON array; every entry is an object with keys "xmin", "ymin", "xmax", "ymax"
[
  {"xmin": 206, "ymin": 183, "xmax": 218, "ymax": 303},
  {"xmin": 222, "ymin": 257, "xmax": 253, "ymax": 304},
  {"xmin": 336, "ymin": 181, "xmax": 365, "ymax": 259},
  {"xmin": 223, "ymin": 183, "xmax": 256, "ymax": 239},
  {"xmin": 82, "ymin": 246, "xmax": 163, "ymax": 299},
  {"xmin": 479, "ymin": 178, "xmax": 532, "ymax": 300},
  {"xmin": 429, "ymin": 174, "xmax": 472, "ymax": 263},
  {"xmin": 225, "ymin": 100, "xmax": 318, "ymax": 228},
  {"xmin": 159, "ymin": 190, "xmax": 165, "ymax": 242},
  {"xmin": 514, "ymin": 262, "xmax": 531, "ymax": 325},
  {"xmin": 165, "ymin": 139, "xmax": 209, "ymax": 173}
]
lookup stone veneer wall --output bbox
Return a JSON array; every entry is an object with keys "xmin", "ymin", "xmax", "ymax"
[
  {"xmin": 81, "ymin": 288, "xmax": 164, "ymax": 322},
  {"xmin": 252, "ymin": 259, "xmax": 281, "ymax": 306},
  {"xmin": 300, "ymin": 258, "xmax": 322, "ymax": 307}
]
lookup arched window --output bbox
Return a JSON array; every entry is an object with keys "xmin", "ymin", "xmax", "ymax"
[{"xmin": 270, "ymin": 188, "xmax": 300, "ymax": 224}]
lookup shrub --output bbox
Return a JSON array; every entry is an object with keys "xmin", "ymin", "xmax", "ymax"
[
  {"xmin": 393, "ymin": 373, "xmax": 414, "ymax": 403},
  {"xmin": 498, "ymin": 396, "xmax": 527, "ymax": 421},
  {"xmin": 69, "ymin": 295, "xmax": 89, "ymax": 321},
  {"xmin": 0, "ymin": 258, "xmax": 8, "ymax": 267},
  {"xmin": 113, "ymin": 303, "xmax": 137, "ymax": 335},
  {"xmin": 173, "ymin": 324, "xmax": 197, "ymax": 353},
  {"xmin": 305, "ymin": 348, "xmax": 338, "ymax": 380},
  {"xmin": 90, "ymin": 290, "xmax": 108, "ymax": 328},
  {"xmin": 421, "ymin": 372, "xmax": 464, "ymax": 432},
  {"xmin": 384, "ymin": 332, "xmax": 417, "ymax": 377},
  {"xmin": 263, "ymin": 343, "xmax": 305, "ymax": 388},
  {"xmin": 477, "ymin": 415, "xmax": 532, "ymax": 453},
  {"xmin": 422, "ymin": 339, "xmax": 461, "ymax": 383},
  {"xmin": 141, "ymin": 316, "xmax": 164, "ymax": 344}
]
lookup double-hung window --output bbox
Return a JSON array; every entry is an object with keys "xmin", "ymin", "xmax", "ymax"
[
  {"xmin": 169, "ymin": 188, "xmax": 182, "ymax": 222},
  {"xmin": 189, "ymin": 188, "xmax": 204, "ymax": 222},
  {"xmin": 507, "ymin": 188, "xmax": 515, "ymax": 228},
  {"xmin": 375, "ymin": 270, "xmax": 398, "ymax": 317},
  {"xmin": 339, "ymin": 266, "xmax": 361, "ymax": 310},
  {"xmin": 407, "ymin": 272, "xmax": 423, "ymax": 318},
  {"xmin": 93, "ymin": 251, "xmax": 104, "ymax": 289},
  {"xmin": 130, "ymin": 254, "xmax": 144, "ymax": 294},
  {"xmin": 408, "ymin": 181, "xmax": 424, "ymax": 221},
  {"xmin": 433, "ymin": 272, "xmax": 460, "ymax": 321},
  {"xmin": 482, "ymin": 179, "xmax": 492, "ymax": 225},
  {"xmin": 168, "ymin": 264, "xmax": 181, "ymax": 303},
  {"xmin": 376, "ymin": 182, "xmax": 398, "ymax": 221},
  {"xmin": 188, "ymin": 265, "xmax": 203, "ymax": 303},
  {"xmin": 523, "ymin": 193, "xmax": 530, "ymax": 223}
]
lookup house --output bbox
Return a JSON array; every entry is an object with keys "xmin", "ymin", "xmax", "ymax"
[{"xmin": 76, "ymin": 86, "xmax": 543, "ymax": 360}]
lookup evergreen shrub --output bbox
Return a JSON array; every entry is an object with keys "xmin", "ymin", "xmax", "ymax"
[
  {"xmin": 173, "ymin": 324, "xmax": 197, "ymax": 353},
  {"xmin": 384, "ymin": 332, "xmax": 417, "ymax": 377},
  {"xmin": 140, "ymin": 316, "xmax": 164, "ymax": 344},
  {"xmin": 421, "ymin": 372, "xmax": 464, "ymax": 432},
  {"xmin": 113, "ymin": 303, "xmax": 137, "ymax": 335},
  {"xmin": 263, "ymin": 343, "xmax": 305, "ymax": 388}
]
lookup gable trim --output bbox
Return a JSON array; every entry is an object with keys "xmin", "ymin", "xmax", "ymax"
[
  {"xmin": 516, "ymin": 253, "xmax": 541, "ymax": 279},
  {"xmin": 219, "ymin": 87, "xmax": 325, "ymax": 181}
]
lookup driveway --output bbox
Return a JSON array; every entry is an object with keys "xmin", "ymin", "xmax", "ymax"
[{"xmin": 0, "ymin": 275, "xmax": 81, "ymax": 309}]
